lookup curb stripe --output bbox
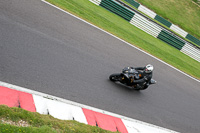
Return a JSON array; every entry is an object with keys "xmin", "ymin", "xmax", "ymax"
[
  {"xmin": 82, "ymin": 108, "xmax": 128, "ymax": 133},
  {"xmin": 32, "ymin": 94, "xmax": 88, "ymax": 124},
  {"xmin": 18, "ymin": 92, "xmax": 36, "ymax": 112},
  {"xmin": 82, "ymin": 108, "xmax": 97, "ymax": 126},
  {"xmin": 0, "ymin": 86, "xmax": 19, "ymax": 107},
  {"xmin": 0, "ymin": 86, "xmax": 36, "ymax": 112},
  {"xmin": 0, "ymin": 83, "xmax": 179, "ymax": 133}
]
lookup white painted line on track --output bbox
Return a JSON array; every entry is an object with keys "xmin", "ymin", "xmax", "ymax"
[
  {"xmin": 0, "ymin": 81, "xmax": 179, "ymax": 133},
  {"xmin": 41, "ymin": 0, "xmax": 200, "ymax": 83}
]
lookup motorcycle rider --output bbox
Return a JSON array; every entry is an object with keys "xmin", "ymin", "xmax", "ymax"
[{"xmin": 131, "ymin": 64, "xmax": 154, "ymax": 89}]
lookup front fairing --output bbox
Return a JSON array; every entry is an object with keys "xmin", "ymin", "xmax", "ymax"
[
  {"xmin": 122, "ymin": 67, "xmax": 139, "ymax": 80},
  {"xmin": 122, "ymin": 67, "xmax": 138, "ymax": 74}
]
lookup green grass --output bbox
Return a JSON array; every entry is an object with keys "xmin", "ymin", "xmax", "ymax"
[
  {"xmin": 46, "ymin": 0, "xmax": 200, "ymax": 80},
  {"xmin": 193, "ymin": 0, "xmax": 200, "ymax": 3},
  {"xmin": 0, "ymin": 105, "xmax": 116, "ymax": 133},
  {"xmin": 121, "ymin": 0, "xmax": 200, "ymax": 48},
  {"xmin": 136, "ymin": 0, "xmax": 200, "ymax": 39}
]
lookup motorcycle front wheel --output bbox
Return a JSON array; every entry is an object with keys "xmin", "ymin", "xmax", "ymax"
[{"xmin": 109, "ymin": 73, "xmax": 122, "ymax": 82}]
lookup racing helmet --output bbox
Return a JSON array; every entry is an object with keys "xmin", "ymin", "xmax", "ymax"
[{"xmin": 145, "ymin": 64, "xmax": 153, "ymax": 73}]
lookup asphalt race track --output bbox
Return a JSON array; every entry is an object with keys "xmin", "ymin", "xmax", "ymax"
[{"xmin": 0, "ymin": 0, "xmax": 200, "ymax": 133}]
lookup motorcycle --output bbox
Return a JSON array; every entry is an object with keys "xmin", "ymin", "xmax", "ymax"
[{"xmin": 109, "ymin": 67, "xmax": 156, "ymax": 90}]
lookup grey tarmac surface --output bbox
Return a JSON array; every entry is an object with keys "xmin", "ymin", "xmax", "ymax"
[{"xmin": 0, "ymin": 0, "xmax": 200, "ymax": 133}]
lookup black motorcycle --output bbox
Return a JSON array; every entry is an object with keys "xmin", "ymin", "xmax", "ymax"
[{"xmin": 109, "ymin": 67, "xmax": 156, "ymax": 90}]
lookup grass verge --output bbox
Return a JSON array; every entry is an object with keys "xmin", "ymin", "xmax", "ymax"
[
  {"xmin": 121, "ymin": 0, "xmax": 200, "ymax": 48},
  {"xmin": 0, "ymin": 105, "xmax": 116, "ymax": 133},
  {"xmin": 136, "ymin": 0, "xmax": 200, "ymax": 39},
  {"xmin": 45, "ymin": 0, "xmax": 200, "ymax": 80}
]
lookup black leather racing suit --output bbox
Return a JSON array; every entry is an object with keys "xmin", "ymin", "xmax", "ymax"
[{"xmin": 131, "ymin": 67, "xmax": 153, "ymax": 89}]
